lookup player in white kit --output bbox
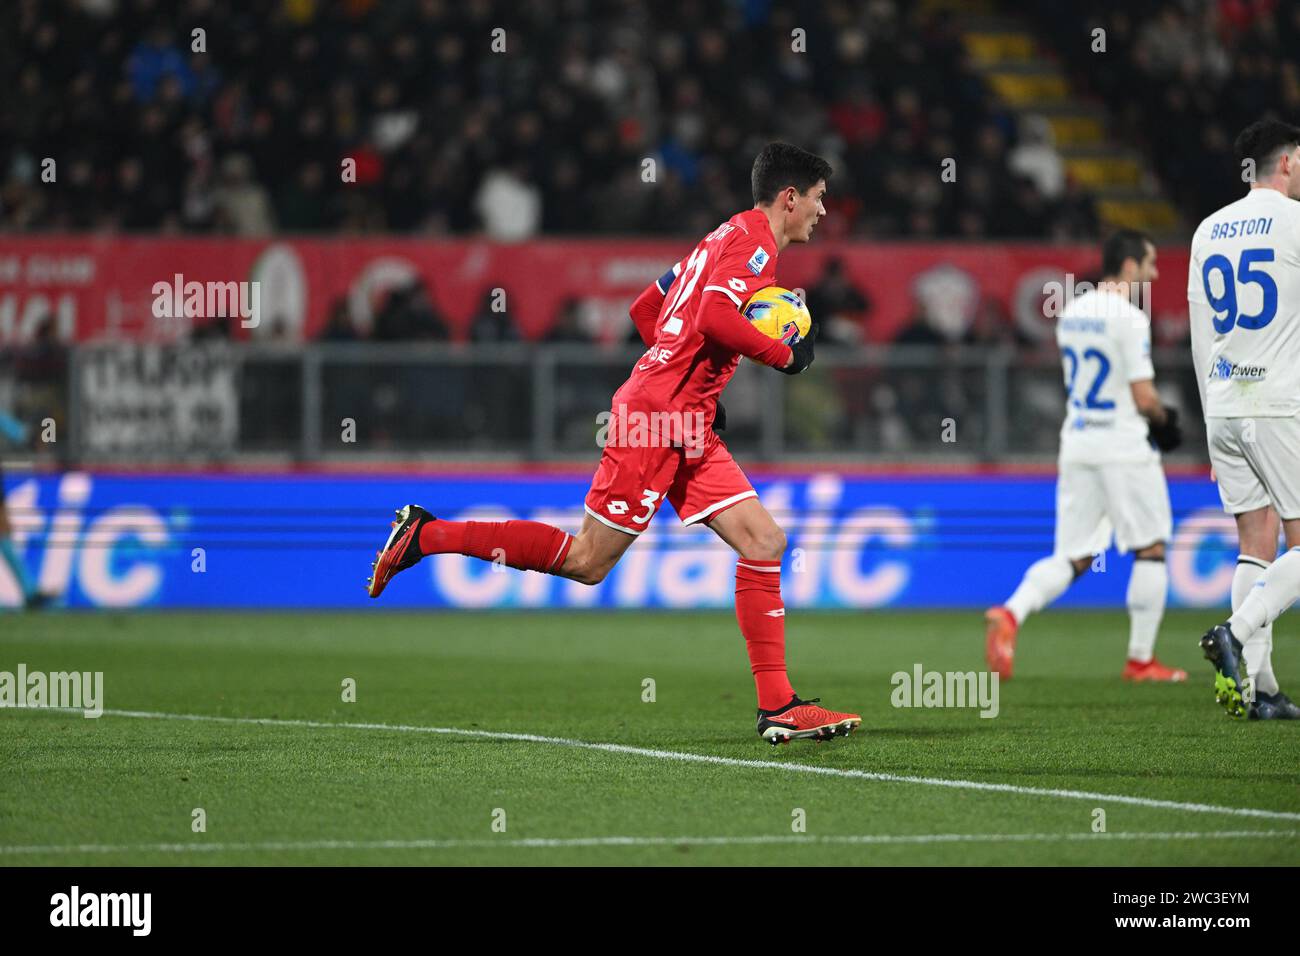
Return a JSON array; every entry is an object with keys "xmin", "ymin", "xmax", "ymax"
[
  {"xmin": 1190, "ymin": 118, "xmax": 1300, "ymax": 720},
  {"xmin": 986, "ymin": 230, "xmax": 1186, "ymax": 682}
]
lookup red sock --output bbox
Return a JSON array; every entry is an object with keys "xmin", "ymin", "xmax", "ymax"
[
  {"xmin": 735, "ymin": 558, "xmax": 795, "ymax": 711},
  {"xmin": 419, "ymin": 519, "xmax": 572, "ymax": 574}
]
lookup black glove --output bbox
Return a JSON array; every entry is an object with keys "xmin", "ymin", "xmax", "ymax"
[
  {"xmin": 713, "ymin": 400, "xmax": 727, "ymax": 433},
  {"xmin": 1148, "ymin": 405, "xmax": 1182, "ymax": 452},
  {"xmin": 777, "ymin": 318, "xmax": 819, "ymax": 375}
]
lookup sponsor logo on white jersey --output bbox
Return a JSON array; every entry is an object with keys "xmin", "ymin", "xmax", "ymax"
[
  {"xmin": 1211, "ymin": 357, "xmax": 1268, "ymax": 381},
  {"xmin": 1189, "ymin": 188, "xmax": 1300, "ymax": 417}
]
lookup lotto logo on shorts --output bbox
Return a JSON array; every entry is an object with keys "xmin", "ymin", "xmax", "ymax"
[{"xmin": 607, "ymin": 501, "xmax": 628, "ymax": 515}]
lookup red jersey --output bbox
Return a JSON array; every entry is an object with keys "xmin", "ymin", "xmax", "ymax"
[{"xmin": 613, "ymin": 209, "xmax": 789, "ymax": 421}]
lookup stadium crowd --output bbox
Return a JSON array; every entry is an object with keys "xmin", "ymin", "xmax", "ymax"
[
  {"xmin": 0, "ymin": 0, "xmax": 1254, "ymax": 461},
  {"xmin": 5, "ymin": 0, "xmax": 1093, "ymax": 240},
  {"xmin": 1034, "ymin": 0, "xmax": 1300, "ymax": 224}
]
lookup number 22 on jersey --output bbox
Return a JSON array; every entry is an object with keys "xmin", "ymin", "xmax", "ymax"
[{"xmin": 1061, "ymin": 346, "xmax": 1114, "ymax": 410}]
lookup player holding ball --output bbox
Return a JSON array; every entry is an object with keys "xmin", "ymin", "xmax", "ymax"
[{"xmin": 367, "ymin": 143, "xmax": 860, "ymax": 745}]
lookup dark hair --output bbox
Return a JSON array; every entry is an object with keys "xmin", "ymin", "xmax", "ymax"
[
  {"xmin": 1101, "ymin": 228, "xmax": 1152, "ymax": 277},
  {"xmin": 751, "ymin": 142, "xmax": 832, "ymax": 205},
  {"xmin": 1234, "ymin": 118, "xmax": 1300, "ymax": 176}
]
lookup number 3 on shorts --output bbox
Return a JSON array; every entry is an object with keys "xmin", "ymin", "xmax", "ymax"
[{"xmin": 632, "ymin": 489, "xmax": 663, "ymax": 525}]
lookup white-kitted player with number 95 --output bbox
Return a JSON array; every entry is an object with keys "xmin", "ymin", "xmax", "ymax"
[
  {"xmin": 1189, "ymin": 118, "xmax": 1300, "ymax": 720},
  {"xmin": 986, "ymin": 230, "xmax": 1186, "ymax": 683}
]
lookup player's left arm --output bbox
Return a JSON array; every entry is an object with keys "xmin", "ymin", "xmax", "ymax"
[
  {"xmin": 1130, "ymin": 379, "xmax": 1168, "ymax": 424},
  {"xmin": 695, "ymin": 291, "xmax": 794, "ymax": 367},
  {"xmin": 1123, "ymin": 308, "xmax": 1181, "ymax": 447},
  {"xmin": 1119, "ymin": 304, "xmax": 1159, "ymax": 419},
  {"xmin": 1134, "ymin": 378, "xmax": 1182, "ymax": 451},
  {"xmin": 693, "ymin": 241, "xmax": 806, "ymax": 370},
  {"xmin": 628, "ymin": 263, "xmax": 680, "ymax": 348}
]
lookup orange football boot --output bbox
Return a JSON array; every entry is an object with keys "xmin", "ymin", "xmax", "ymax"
[
  {"xmin": 985, "ymin": 606, "xmax": 1019, "ymax": 680},
  {"xmin": 1122, "ymin": 657, "xmax": 1188, "ymax": 682}
]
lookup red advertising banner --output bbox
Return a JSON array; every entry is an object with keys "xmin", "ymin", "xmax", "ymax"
[{"xmin": 0, "ymin": 237, "xmax": 1193, "ymax": 346}]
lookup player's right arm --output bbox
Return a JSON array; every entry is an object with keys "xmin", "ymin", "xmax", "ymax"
[{"xmin": 1185, "ymin": 227, "xmax": 1211, "ymax": 415}]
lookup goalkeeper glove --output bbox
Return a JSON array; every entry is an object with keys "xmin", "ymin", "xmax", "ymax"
[
  {"xmin": 1148, "ymin": 406, "xmax": 1183, "ymax": 452},
  {"xmin": 777, "ymin": 318, "xmax": 820, "ymax": 375}
]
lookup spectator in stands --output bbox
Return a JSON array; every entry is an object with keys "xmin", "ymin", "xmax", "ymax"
[
  {"xmin": 1008, "ymin": 115, "xmax": 1065, "ymax": 200},
  {"xmin": 320, "ymin": 299, "xmax": 363, "ymax": 342},
  {"xmin": 371, "ymin": 281, "xmax": 449, "ymax": 341},
  {"xmin": 126, "ymin": 26, "xmax": 193, "ymax": 102},
  {"xmin": 277, "ymin": 163, "xmax": 331, "ymax": 232},
  {"xmin": 550, "ymin": 298, "xmax": 595, "ymax": 343},
  {"xmin": 469, "ymin": 289, "xmax": 522, "ymax": 343},
  {"xmin": 212, "ymin": 153, "xmax": 274, "ymax": 235},
  {"xmin": 1031, "ymin": 0, "xmax": 1293, "ymax": 224},
  {"xmin": 805, "ymin": 257, "xmax": 872, "ymax": 347},
  {"xmin": 1051, "ymin": 179, "xmax": 1100, "ymax": 241},
  {"xmin": 475, "ymin": 163, "xmax": 542, "ymax": 241},
  {"xmin": 965, "ymin": 298, "xmax": 1035, "ymax": 352},
  {"xmin": 1, "ymin": 0, "xmax": 1098, "ymax": 241}
]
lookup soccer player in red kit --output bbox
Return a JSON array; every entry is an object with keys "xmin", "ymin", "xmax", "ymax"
[{"xmin": 367, "ymin": 143, "xmax": 861, "ymax": 744}]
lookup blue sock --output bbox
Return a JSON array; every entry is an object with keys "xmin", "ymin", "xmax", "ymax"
[{"xmin": 0, "ymin": 537, "xmax": 36, "ymax": 599}]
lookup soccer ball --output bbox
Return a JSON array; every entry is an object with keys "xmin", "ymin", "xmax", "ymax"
[{"xmin": 743, "ymin": 287, "xmax": 812, "ymax": 345}]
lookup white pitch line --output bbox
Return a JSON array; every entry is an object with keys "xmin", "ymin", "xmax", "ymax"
[
  {"xmin": 20, "ymin": 706, "xmax": 1300, "ymax": 823},
  {"xmin": 1, "ymin": 830, "xmax": 1296, "ymax": 856}
]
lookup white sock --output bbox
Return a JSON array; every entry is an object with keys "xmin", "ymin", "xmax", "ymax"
[
  {"xmin": 1005, "ymin": 555, "xmax": 1075, "ymax": 624},
  {"xmin": 1233, "ymin": 556, "xmax": 1280, "ymax": 696},
  {"xmin": 1125, "ymin": 558, "xmax": 1167, "ymax": 663},
  {"xmin": 1230, "ymin": 546, "xmax": 1300, "ymax": 643}
]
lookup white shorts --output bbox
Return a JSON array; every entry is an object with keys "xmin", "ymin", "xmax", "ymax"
[
  {"xmin": 1207, "ymin": 415, "xmax": 1300, "ymax": 520},
  {"xmin": 1055, "ymin": 460, "xmax": 1172, "ymax": 560}
]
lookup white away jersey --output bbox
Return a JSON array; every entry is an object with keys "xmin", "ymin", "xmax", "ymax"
[
  {"xmin": 1056, "ymin": 288, "xmax": 1157, "ymax": 464},
  {"xmin": 1188, "ymin": 188, "xmax": 1300, "ymax": 418}
]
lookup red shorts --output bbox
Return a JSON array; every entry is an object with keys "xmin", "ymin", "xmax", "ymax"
[{"xmin": 583, "ymin": 427, "xmax": 756, "ymax": 535}]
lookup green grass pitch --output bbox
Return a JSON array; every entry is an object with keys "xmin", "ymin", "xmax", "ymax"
[{"xmin": 1, "ymin": 609, "xmax": 1297, "ymax": 866}]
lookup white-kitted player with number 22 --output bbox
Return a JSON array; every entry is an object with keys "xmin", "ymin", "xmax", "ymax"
[
  {"xmin": 1189, "ymin": 118, "xmax": 1300, "ymax": 720},
  {"xmin": 986, "ymin": 229, "xmax": 1186, "ymax": 683}
]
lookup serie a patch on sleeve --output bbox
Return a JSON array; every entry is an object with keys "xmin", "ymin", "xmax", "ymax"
[{"xmin": 746, "ymin": 246, "xmax": 769, "ymax": 275}]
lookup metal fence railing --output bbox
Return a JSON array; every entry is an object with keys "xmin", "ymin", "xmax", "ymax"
[{"xmin": 40, "ymin": 343, "xmax": 1210, "ymax": 465}]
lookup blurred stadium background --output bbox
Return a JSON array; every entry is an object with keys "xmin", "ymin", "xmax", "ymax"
[{"xmin": 2, "ymin": 0, "xmax": 1292, "ymax": 611}]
